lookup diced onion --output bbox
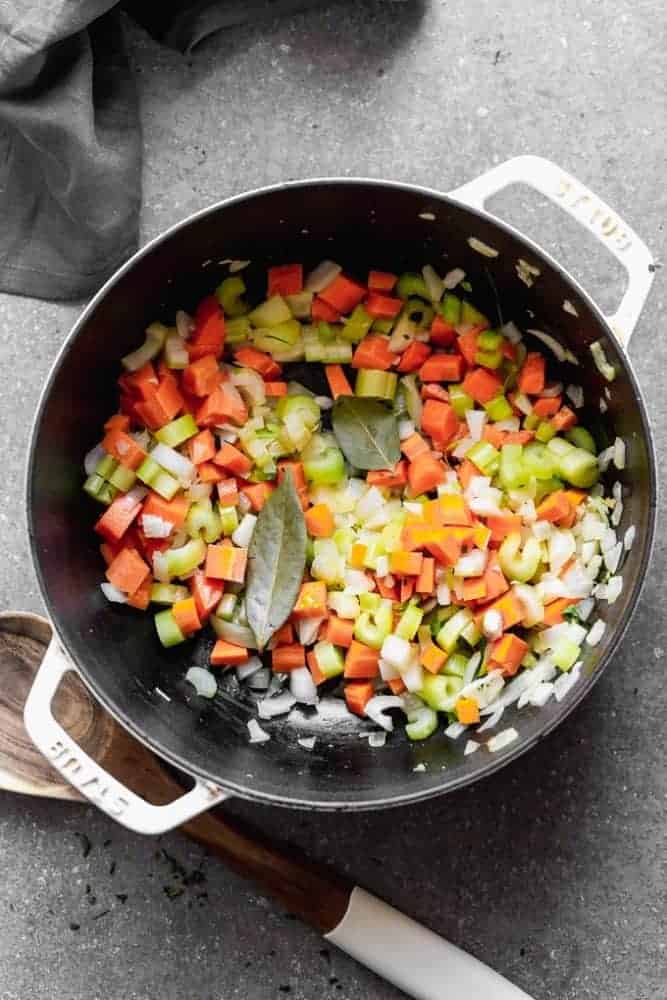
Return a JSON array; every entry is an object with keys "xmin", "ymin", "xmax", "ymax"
[
  {"xmin": 566, "ymin": 384, "xmax": 584, "ymax": 409},
  {"xmin": 586, "ymin": 620, "xmax": 606, "ymax": 646},
  {"xmin": 185, "ymin": 667, "xmax": 217, "ymax": 699},
  {"xmin": 290, "ymin": 667, "xmax": 318, "ymax": 705},
  {"xmin": 304, "ymin": 260, "xmax": 342, "ymax": 293},
  {"xmin": 257, "ymin": 692, "xmax": 297, "ymax": 719},
  {"xmin": 100, "ymin": 582, "xmax": 127, "ymax": 604},
  {"xmin": 465, "ymin": 409, "xmax": 486, "ymax": 442},
  {"xmin": 151, "ymin": 443, "xmax": 195, "ymax": 486},
  {"xmin": 487, "ymin": 728, "xmax": 519, "ymax": 752},
  {"xmin": 141, "ymin": 514, "xmax": 173, "ymax": 538},
  {"xmin": 314, "ymin": 395, "xmax": 333, "ymax": 410},
  {"xmin": 590, "ymin": 340, "xmax": 616, "ymax": 381},
  {"xmin": 296, "ymin": 616, "xmax": 325, "ymax": 646},
  {"xmin": 422, "ymin": 264, "xmax": 445, "ymax": 302},
  {"xmin": 613, "ymin": 437, "xmax": 626, "ymax": 470},
  {"xmin": 398, "ymin": 419, "xmax": 415, "ymax": 440},
  {"xmin": 365, "ymin": 695, "xmax": 405, "ymax": 732},
  {"xmin": 527, "ymin": 329, "xmax": 579, "ymax": 365},
  {"xmin": 482, "ymin": 609, "xmax": 504, "ymax": 640},
  {"xmin": 186, "ymin": 482, "xmax": 213, "ymax": 501},
  {"xmin": 477, "ymin": 705, "xmax": 505, "ymax": 732},
  {"xmin": 603, "ymin": 542, "xmax": 622, "ymax": 574},
  {"xmin": 152, "ymin": 551, "xmax": 170, "ymax": 583},
  {"xmin": 379, "ymin": 657, "xmax": 400, "ymax": 681},
  {"xmin": 456, "ymin": 549, "xmax": 488, "ymax": 577},
  {"xmin": 501, "ymin": 321, "xmax": 523, "ymax": 344},
  {"xmin": 401, "ymin": 659, "xmax": 424, "ymax": 693},
  {"xmin": 464, "ymin": 739, "xmax": 480, "ymax": 755},
  {"xmin": 540, "ymin": 381, "xmax": 564, "ymax": 398},
  {"xmin": 247, "ymin": 719, "xmax": 271, "ymax": 743},
  {"xmin": 624, "ymin": 525, "xmax": 636, "ymax": 551},
  {"xmin": 232, "ymin": 513, "xmax": 257, "ymax": 548},
  {"xmin": 463, "ymin": 651, "xmax": 482, "ymax": 686},
  {"xmin": 298, "ymin": 736, "xmax": 317, "ymax": 751},
  {"xmin": 211, "ymin": 617, "xmax": 258, "ymax": 649},
  {"xmin": 467, "ymin": 236, "xmax": 499, "ymax": 258},
  {"xmin": 85, "ymin": 443, "xmax": 106, "ymax": 476},
  {"xmin": 452, "ymin": 436, "xmax": 475, "ymax": 460},
  {"xmin": 247, "ymin": 668, "xmax": 271, "ymax": 690},
  {"xmin": 445, "ymin": 721, "xmax": 467, "ymax": 740},
  {"xmin": 444, "ymin": 268, "xmax": 466, "ymax": 289},
  {"xmin": 368, "ymin": 731, "xmax": 387, "ymax": 748},
  {"xmin": 236, "ymin": 656, "xmax": 263, "ymax": 681},
  {"xmin": 176, "ymin": 309, "xmax": 194, "ymax": 340},
  {"xmin": 605, "ymin": 576, "xmax": 623, "ymax": 604}
]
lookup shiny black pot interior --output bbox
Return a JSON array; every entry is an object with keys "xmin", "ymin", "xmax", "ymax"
[{"xmin": 28, "ymin": 180, "xmax": 656, "ymax": 809}]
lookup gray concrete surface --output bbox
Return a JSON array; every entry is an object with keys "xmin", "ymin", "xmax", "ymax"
[{"xmin": 0, "ymin": 1, "xmax": 665, "ymax": 997}]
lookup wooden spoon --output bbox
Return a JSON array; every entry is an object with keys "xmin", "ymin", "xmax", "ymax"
[{"xmin": 0, "ymin": 611, "xmax": 533, "ymax": 1000}]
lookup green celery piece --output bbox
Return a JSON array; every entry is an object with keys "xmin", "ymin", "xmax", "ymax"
[
  {"xmin": 436, "ymin": 608, "xmax": 473, "ymax": 653},
  {"xmin": 248, "ymin": 295, "xmax": 292, "ymax": 327},
  {"xmin": 419, "ymin": 673, "xmax": 463, "ymax": 712},
  {"xmin": 552, "ymin": 639, "xmax": 581, "ymax": 671},
  {"xmin": 154, "ymin": 609, "xmax": 186, "ymax": 648},
  {"xmin": 466, "ymin": 439, "xmax": 500, "ymax": 476},
  {"xmin": 396, "ymin": 272, "xmax": 430, "ymax": 301},
  {"xmin": 557, "ymin": 447, "xmax": 599, "ymax": 489},
  {"xmin": 216, "ymin": 593, "xmax": 237, "ymax": 621},
  {"xmin": 95, "ymin": 453, "xmax": 118, "ymax": 480},
  {"xmin": 216, "ymin": 276, "xmax": 248, "ymax": 317},
  {"xmin": 460, "ymin": 619, "xmax": 482, "ymax": 647},
  {"xmin": 440, "ymin": 293, "xmax": 461, "ymax": 325},
  {"xmin": 121, "ymin": 323, "xmax": 167, "ymax": 372},
  {"xmin": 341, "ymin": 305, "xmax": 373, "ymax": 343},
  {"xmin": 403, "ymin": 298, "xmax": 434, "ymax": 329},
  {"xmin": 477, "ymin": 330, "xmax": 503, "ymax": 351},
  {"xmin": 219, "ymin": 506, "xmax": 240, "ymax": 536},
  {"xmin": 359, "ymin": 592, "xmax": 382, "ymax": 612},
  {"xmin": 137, "ymin": 455, "xmax": 161, "ymax": 486},
  {"xmin": 536, "ymin": 421, "xmax": 557, "ymax": 443},
  {"xmin": 83, "ymin": 473, "xmax": 106, "ymax": 501},
  {"xmin": 155, "ymin": 414, "xmax": 198, "ymax": 447},
  {"xmin": 498, "ymin": 534, "xmax": 541, "ymax": 582},
  {"xmin": 460, "ymin": 300, "xmax": 489, "ymax": 327},
  {"xmin": 108, "ymin": 464, "xmax": 137, "ymax": 492},
  {"xmin": 150, "ymin": 583, "xmax": 189, "ymax": 605},
  {"xmin": 186, "ymin": 500, "xmax": 222, "ymax": 543},
  {"xmin": 524, "ymin": 412, "xmax": 540, "ymax": 431},
  {"xmin": 165, "ymin": 538, "xmax": 206, "ymax": 577},
  {"xmin": 499, "ymin": 443, "xmax": 526, "ymax": 490},
  {"xmin": 523, "ymin": 442, "xmax": 557, "ymax": 480},
  {"xmin": 313, "ymin": 640, "xmax": 345, "ymax": 679},
  {"xmin": 405, "ymin": 705, "xmax": 438, "ymax": 741},
  {"xmin": 475, "ymin": 348, "xmax": 503, "ymax": 369},
  {"xmin": 353, "ymin": 601, "xmax": 393, "ymax": 649},
  {"xmin": 276, "ymin": 393, "xmax": 321, "ymax": 426},
  {"xmin": 449, "ymin": 384, "xmax": 474, "ymax": 418},
  {"xmin": 97, "ymin": 483, "xmax": 118, "ymax": 505},
  {"xmin": 225, "ymin": 316, "xmax": 252, "ymax": 344},
  {"xmin": 484, "ymin": 394, "xmax": 513, "ymax": 422},
  {"xmin": 444, "ymin": 652, "xmax": 468, "ymax": 678},
  {"xmin": 152, "ymin": 470, "xmax": 180, "ymax": 501},
  {"xmin": 565, "ymin": 426, "xmax": 597, "ymax": 454},
  {"xmin": 371, "ymin": 317, "xmax": 394, "ymax": 334},
  {"xmin": 396, "ymin": 604, "xmax": 424, "ymax": 641},
  {"xmin": 355, "ymin": 368, "xmax": 398, "ymax": 400}
]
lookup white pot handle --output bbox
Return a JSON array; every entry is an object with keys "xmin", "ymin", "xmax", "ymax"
[
  {"xmin": 23, "ymin": 638, "xmax": 229, "ymax": 834},
  {"xmin": 326, "ymin": 887, "xmax": 535, "ymax": 1000},
  {"xmin": 449, "ymin": 154, "xmax": 655, "ymax": 347}
]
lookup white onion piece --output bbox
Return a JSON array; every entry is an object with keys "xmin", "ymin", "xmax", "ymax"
[
  {"xmin": 597, "ymin": 446, "xmax": 614, "ymax": 473},
  {"xmin": 445, "ymin": 721, "xmax": 467, "ymax": 739},
  {"xmin": 460, "ymin": 669, "xmax": 505, "ymax": 709},
  {"xmin": 247, "ymin": 719, "xmax": 271, "ymax": 743},
  {"xmin": 365, "ymin": 695, "xmax": 405, "ymax": 732},
  {"xmin": 501, "ymin": 320, "xmax": 522, "ymax": 344},
  {"xmin": 152, "ymin": 551, "xmax": 170, "ymax": 583},
  {"xmin": 125, "ymin": 484, "xmax": 148, "ymax": 506},
  {"xmin": 526, "ymin": 682, "xmax": 554, "ymax": 708},
  {"xmin": 463, "ymin": 651, "xmax": 482, "ymax": 686},
  {"xmin": 465, "ymin": 409, "xmax": 487, "ymax": 442},
  {"xmin": 513, "ymin": 391, "xmax": 533, "ymax": 415},
  {"xmin": 444, "ymin": 267, "xmax": 466, "ymax": 289},
  {"xmin": 467, "ymin": 236, "xmax": 498, "ymax": 258},
  {"xmin": 290, "ymin": 667, "xmax": 318, "ymax": 706},
  {"xmin": 151, "ymin": 443, "xmax": 195, "ymax": 486},
  {"xmin": 566, "ymin": 384, "xmax": 584, "ymax": 409},
  {"xmin": 186, "ymin": 482, "xmax": 213, "ymax": 501},
  {"xmin": 477, "ymin": 705, "xmax": 505, "ymax": 732},
  {"xmin": 553, "ymin": 670, "xmax": 578, "ymax": 703},
  {"xmin": 456, "ymin": 549, "xmax": 488, "ymax": 577},
  {"xmin": 436, "ymin": 581, "xmax": 451, "ymax": 606},
  {"xmin": 247, "ymin": 667, "xmax": 271, "ymax": 690},
  {"xmin": 527, "ymin": 329, "xmax": 578, "ymax": 365},
  {"xmin": 452, "ymin": 436, "xmax": 475, "ymax": 460},
  {"xmin": 257, "ymin": 692, "xmax": 297, "ymax": 719},
  {"xmin": 586, "ymin": 620, "xmax": 606, "ymax": 646},
  {"xmin": 613, "ymin": 437, "xmax": 626, "ymax": 470},
  {"xmin": 237, "ymin": 656, "xmax": 263, "ymax": 681},
  {"xmin": 464, "ymin": 739, "xmax": 480, "ymax": 755},
  {"xmin": 185, "ymin": 667, "xmax": 217, "ymax": 699},
  {"xmin": 211, "ymin": 617, "xmax": 258, "ymax": 649},
  {"xmin": 605, "ymin": 576, "xmax": 623, "ymax": 604},
  {"xmin": 176, "ymin": 309, "xmax": 194, "ymax": 339},
  {"xmin": 401, "ymin": 659, "xmax": 424, "ymax": 693},
  {"xmin": 368, "ymin": 731, "xmax": 387, "ymax": 749},
  {"xmin": 487, "ymin": 728, "xmax": 519, "ymax": 752},
  {"xmin": 422, "ymin": 264, "xmax": 445, "ymax": 302},
  {"xmin": 232, "ymin": 513, "xmax": 257, "ymax": 549},
  {"xmin": 603, "ymin": 542, "xmax": 623, "ymax": 574},
  {"xmin": 141, "ymin": 514, "xmax": 173, "ymax": 538},
  {"xmin": 85, "ymin": 443, "xmax": 106, "ymax": 476},
  {"xmin": 379, "ymin": 657, "xmax": 400, "ymax": 681},
  {"xmin": 549, "ymin": 529, "xmax": 576, "ymax": 575},
  {"xmin": 314, "ymin": 395, "xmax": 333, "ymax": 410},
  {"xmin": 590, "ymin": 340, "xmax": 616, "ymax": 381},
  {"xmin": 398, "ymin": 419, "xmax": 415, "ymax": 440},
  {"xmin": 576, "ymin": 597, "xmax": 595, "ymax": 620},
  {"xmin": 304, "ymin": 259, "xmax": 342, "ymax": 292},
  {"xmin": 540, "ymin": 381, "xmax": 564, "ymax": 398},
  {"xmin": 298, "ymin": 736, "xmax": 317, "ymax": 751},
  {"xmin": 296, "ymin": 616, "xmax": 325, "ymax": 646},
  {"xmin": 482, "ymin": 609, "xmax": 504, "ymax": 640},
  {"xmin": 494, "ymin": 417, "xmax": 520, "ymax": 433},
  {"xmin": 100, "ymin": 582, "xmax": 127, "ymax": 604}
]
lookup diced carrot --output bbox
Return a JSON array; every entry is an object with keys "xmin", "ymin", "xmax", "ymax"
[
  {"xmin": 205, "ymin": 544, "xmax": 247, "ymax": 583},
  {"xmin": 198, "ymin": 462, "xmax": 224, "ymax": 483},
  {"xmin": 240, "ymin": 482, "xmax": 275, "ymax": 512},
  {"xmin": 126, "ymin": 574, "xmax": 152, "ymax": 610},
  {"xmin": 100, "ymin": 542, "xmax": 116, "ymax": 566},
  {"xmin": 118, "ymin": 362, "xmax": 158, "ymax": 400},
  {"xmin": 488, "ymin": 633, "xmax": 529, "ymax": 677},
  {"xmin": 401, "ymin": 433, "xmax": 430, "ymax": 462},
  {"xmin": 351, "ymin": 335, "xmax": 396, "ymax": 370},
  {"xmin": 542, "ymin": 596, "xmax": 579, "ymax": 625},
  {"xmin": 462, "ymin": 577, "xmax": 487, "ymax": 602},
  {"xmin": 324, "ymin": 364, "xmax": 353, "ymax": 399},
  {"xmin": 267, "ymin": 264, "xmax": 303, "ymax": 297},
  {"xmin": 319, "ymin": 273, "xmax": 367, "ymax": 314},
  {"xmin": 367, "ymin": 270, "xmax": 397, "ymax": 292},
  {"xmin": 273, "ymin": 622, "xmax": 295, "ymax": 646},
  {"xmin": 407, "ymin": 453, "xmax": 447, "ymax": 494},
  {"xmin": 456, "ymin": 458, "xmax": 478, "ymax": 490},
  {"xmin": 421, "ymin": 642, "xmax": 447, "ymax": 674},
  {"xmin": 364, "ymin": 292, "xmax": 403, "ymax": 318},
  {"xmin": 457, "ymin": 327, "xmax": 481, "ymax": 365},
  {"xmin": 307, "ymin": 649, "xmax": 327, "ymax": 686},
  {"xmin": 217, "ymin": 478, "xmax": 240, "ymax": 507},
  {"xmin": 344, "ymin": 681, "xmax": 375, "ymax": 715},
  {"xmin": 429, "ymin": 315, "xmax": 456, "ymax": 347},
  {"xmin": 142, "ymin": 492, "xmax": 190, "ymax": 530},
  {"xmin": 104, "ymin": 413, "xmax": 130, "ymax": 433},
  {"xmin": 197, "ymin": 383, "xmax": 248, "ymax": 427},
  {"xmin": 272, "ymin": 643, "xmax": 306, "ymax": 672},
  {"xmin": 439, "ymin": 494, "xmax": 473, "ymax": 526},
  {"xmin": 503, "ymin": 430, "xmax": 535, "ymax": 445},
  {"xmin": 424, "ymin": 531, "xmax": 462, "ymax": 567},
  {"xmin": 421, "ymin": 399, "xmax": 459, "ymax": 446},
  {"xmin": 475, "ymin": 589, "xmax": 523, "ymax": 630},
  {"xmin": 562, "ymin": 488, "xmax": 587, "ymax": 508},
  {"xmin": 390, "ymin": 551, "xmax": 423, "ymax": 576},
  {"xmin": 344, "ymin": 641, "xmax": 380, "ymax": 679},
  {"xmin": 421, "ymin": 383, "xmax": 450, "ymax": 402},
  {"xmin": 366, "ymin": 461, "xmax": 408, "ymax": 488},
  {"xmin": 455, "ymin": 697, "xmax": 480, "ymax": 724},
  {"xmin": 182, "ymin": 355, "xmax": 223, "ymax": 397},
  {"xmin": 234, "ymin": 346, "xmax": 282, "ymax": 380},
  {"xmin": 188, "ymin": 429, "xmax": 216, "ymax": 465},
  {"xmin": 551, "ymin": 406, "xmax": 577, "ymax": 431},
  {"xmin": 265, "ymin": 381, "xmax": 287, "ymax": 397},
  {"xmin": 482, "ymin": 552, "xmax": 510, "ymax": 602},
  {"xmin": 210, "ymin": 639, "xmax": 249, "ymax": 667},
  {"xmin": 536, "ymin": 490, "xmax": 573, "ymax": 524},
  {"xmin": 462, "ymin": 367, "xmax": 504, "ymax": 405},
  {"xmin": 419, "ymin": 353, "xmax": 466, "ymax": 382},
  {"xmin": 102, "ymin": 429, "xmax": 147, "ymax": 471},
  {"xmin": 400, "ymin": 577, "xmax": 415, "ymax": 602},
  {"xmin": 387, "ymin": 677, "xmax": 407, "ymax": 695},
  {"xmin": 293, "ymin": 581, "xmax": 328, "ymax": 619},
  {"xmin": 375, "ymin": 576, "xmax": 398, "ymax": 601},
  {"xmin": 473, "ymin": 524, "xmax": 492, "ymax": 550},
  {"xmin": 396, "ymin": 341, "xmax": 432, "ymax": 373},
  {"xmin": 134, "ymin": 394, "xmax": 172, "ymax": 431},
  {"xmin": 533, "ymin": 396, "xmax": 562, "ymax": 418},
  {"xmin": 485, "ymin": 511, "xmax": 522, "ymax": 542},
  {"xmin": 517, "ymin": 352, "xmax": 546, "ymax": 395},
  {"xmin": 95, "ymin": 493, "xmax": 143, "ymax": 543},
  {"xmin": 322, "ymin": 615, "xmax": 354, "ymax": 648},
  {"xmin": 415, "ymin": 556, "xmax": 435, "ymax": 594},
  {"xmin": 189, "ymin": 571, "xmax": 224, "ymax": 622},
  {"xmin": 305, "ymin": 503, "xmax": 335, "ymax": 538},
  {"xmin": 154, "ymin": 374, "xmax": 184, "ymax": 422},
  {"xmin": 106, "ymin": 547, "xmax": 149, "ymax": 595},
  {"xmin": 188, "ymin": 296, "xmax": 225, "ymax": 361},
  {"xmin": 483, "ymin": 424, "xmax": 506, "ymax": 449},
  {"xmin": 311, "ymin": 296, "xmax": 341, "ymax": 323},
  {"xmin": 277, "ymin": 460, "xmax": 307, "ymax": 491},
  {"xmin": 214, "ymin": 443, "xmax": 253, "ymax": 476},
  {"xmin": 172, "ymin": 596, "xmax": 202, "ymax": 635}
]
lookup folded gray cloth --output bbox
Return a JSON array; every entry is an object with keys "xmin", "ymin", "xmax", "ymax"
[{"xmin": 0, "ymin": 0, "xmax": 322, "ymax": 301}]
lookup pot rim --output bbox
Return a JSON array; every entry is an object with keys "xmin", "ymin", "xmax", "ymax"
[{"xmin": 25, "ymin": 176, "xmax": 658, "ymax": 810}]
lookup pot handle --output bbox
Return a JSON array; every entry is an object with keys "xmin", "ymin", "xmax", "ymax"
[
  {"xmin": 449, "ymin": 154, "xmax": 654, "ymax": 347},
  {"xmin": 23, "ymin": 637, "xmax": 229, "ymax": 834}
]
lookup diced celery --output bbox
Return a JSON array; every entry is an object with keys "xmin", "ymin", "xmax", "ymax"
[
  {"xmin": 552, "ymin": 638, "xmax": 581, "ymax": 671},
  {"xmin": 536, "ymin": 421, "xmax": 557, "ymax": 443},
  {"xmin": 303, "ymin": 325, "xmax": 353, "ymax": 363},
  {"xmin": 524, "ymin": 412, "xmax": 540, "ymax": 431},
  {"xmin": 403, "ymin": 298, "xmax": 434, "ymax": 329},
  {"xmin": 436, "ymin": 608, "xmax": 473, "ymax": 652},
  {"xmin": 165, "ymin": 538, "xmax": 206, "ymax": 577},
  {"xmin": 97, "ymin": 483, "xmax": 118, "ymax": 505},
  {"xmin": 341, "ymin": 305, "xmax": 373, "ymax": 343},
  {"xmin": 108, "ymin": 464, "xmax": 137, "ymax": 492},
  {"xmin": 477, "ymin": 330, "xmax": 503, "ymax": 352},
  {"xmin": 498, "ymin": 443, "xmax": 526, "ymax": 490},
  {"xmin": 155, "ymin": 413, "xmax": 199, "ymax": 447},
  {"xmin": 405, "ymin": 705, "xmax": 438, "ymax": 741},
  {"xmin": 381, "ymin": 519, "xmax": 405, "ymax": 554},
  {"xmin": 311, "ymin": 539, "xmax": 345, "ymax": 585},
  {"xmin": 460, "ymin": 620, "xmax": 482, "ymax": 647},
  {"xmin": 164, "ymin": 332, "xmax": 189, "ymax": 369},
  {"xmin": 122, "ymin": 323, "xmax": 167, "ymax": 372},
  {"xmin": 401, "ymin": 374, "xmax": 423, "ymax": 426},
  {"xmin": 475, "ymin": 348, "xmax": 503, "ymax": 369},
  {"xmin": 498, "ymin": 534, "xmax": 541, "ymax": 582},
  {"xmin": 328, "ymin": 591, "xmax": 360, "ymax": 619},
  {"xmin": 216, "ymin": 276, "xmax": 248, "ymax": 317},
  {"xmin": 248, "ymin": 295, "xmax": 292, "ymax": 327},
  {"xmin": 359, "ymin": 592, "xmax": 382, "ymax": 612},
  {"xmin": 302, "ymin": 436, "xmax": 346, "ymax": 485},
  {"xmin": 440, "ymin": 293, "xmax": 461, "ymax": 325},
  {"xmin": 313, "ymin": 641, "xmax": 345, "ymax": 679},
  {"xmin": 333, "ymin": 527, "xmax": 355, "ymax": 557},
  {"xmin": 216, "ymin": 593, "xmax": 237, "ymax": 621},
  {"xmin": 150, "ymin": 583, "xmax": 189, "ymax": 605},
  {"xmin": 534, "ymin": 476, "xmax": 564, "ymax": 503},
  {"xmin": 285, "ymin": 291, "xmax": 314, "ymax": 319},
  {"xmin": 444, "ymin": 652, "xmax": 468, "ymax": 678},
  {"xmin": 427, "ymin": 604, "xmax": 457, "ymax": 639},
  {"xmin": 219, "ymin": 506, "xmax": 240, "ymax": 536},
  {"xmin": 371, "ymin": 317, "xmax": 394, "ymax": 334},
  {"xmin": 83, "ymin": 473, "xmax": 106, "ymax": 501},
  {"xmin": 276, "ymin": 394, "xmax": 320, "ymax": 426},
  {"xmin": 449, "ymin": 384, "xmax": 474, "ymax": 418},
  {"xmin": 252, "ymin": 319, "xmax": 301, "ymax": 355},
  {"xmin": 466, "ymin": 440, "xmax": 500, "ymax": 476},
  {"xmin": 396, "ymin": 272, "xmax": 430, "ymax": 301},
  {"xmin": 151, "ymin": 470, "xmax": 181, "ymax": 501},
  {"xmin": 396, "ymin": 604, "xmax": 424, "ymax": 641},
  {"xmin": 95, "ymin": 454, "xmax": 118, "ymax": 479},
  {"xmin": 186, "ymin": 500, "xmax": 222, "ymax": 543},
  {"xmin": 419, "ymin": 673, "xmax": 463, "ymax": 712},
  {"xmin": 225, "ymin": 316, "xmax": 252, "ymax": 344},
  {"xmin": 355, "ymin": 369, "xmax": 398, "ymax": 400},
  {"xmin": 565, "ymin": 426, "xmax": 597, "ymax": 455},
  {"xmin": 557, "ymin": 447, "xmax": 600, "ymax": 489},
  {"xmin": 354, "ymin": 599, "xmax": 393, "ymax": 649},
  {"xmin": 154, "ymin": 609, "xmax": 186, "ymax": 648},
  {"xmin": 136, "ymin": 456, "xmax": 161, "ymax": 486},
  {"xmin": 523, "ymin": 442, "xmax": 557, "ymax": 480},
  {"xmin": 485, "ymin": 394, "xmax": 513, "ymax": 422},
  {"xmin": 460, "ymin": 301, "xmax": 489, "ymax": 327}
]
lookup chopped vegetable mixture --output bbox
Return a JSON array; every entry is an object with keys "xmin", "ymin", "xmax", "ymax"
[{"xmin": 85, "ymin": 259, "xmax": 628, "ymax": 746}]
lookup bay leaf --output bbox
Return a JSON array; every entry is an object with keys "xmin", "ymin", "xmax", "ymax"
[
  {"xmin": 245, "ymin": 471, "xmax": 307, "ymax": 650},
  {"xmin": 331, "ymin": 396, "xmax": 401, "ymax": 471}
]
